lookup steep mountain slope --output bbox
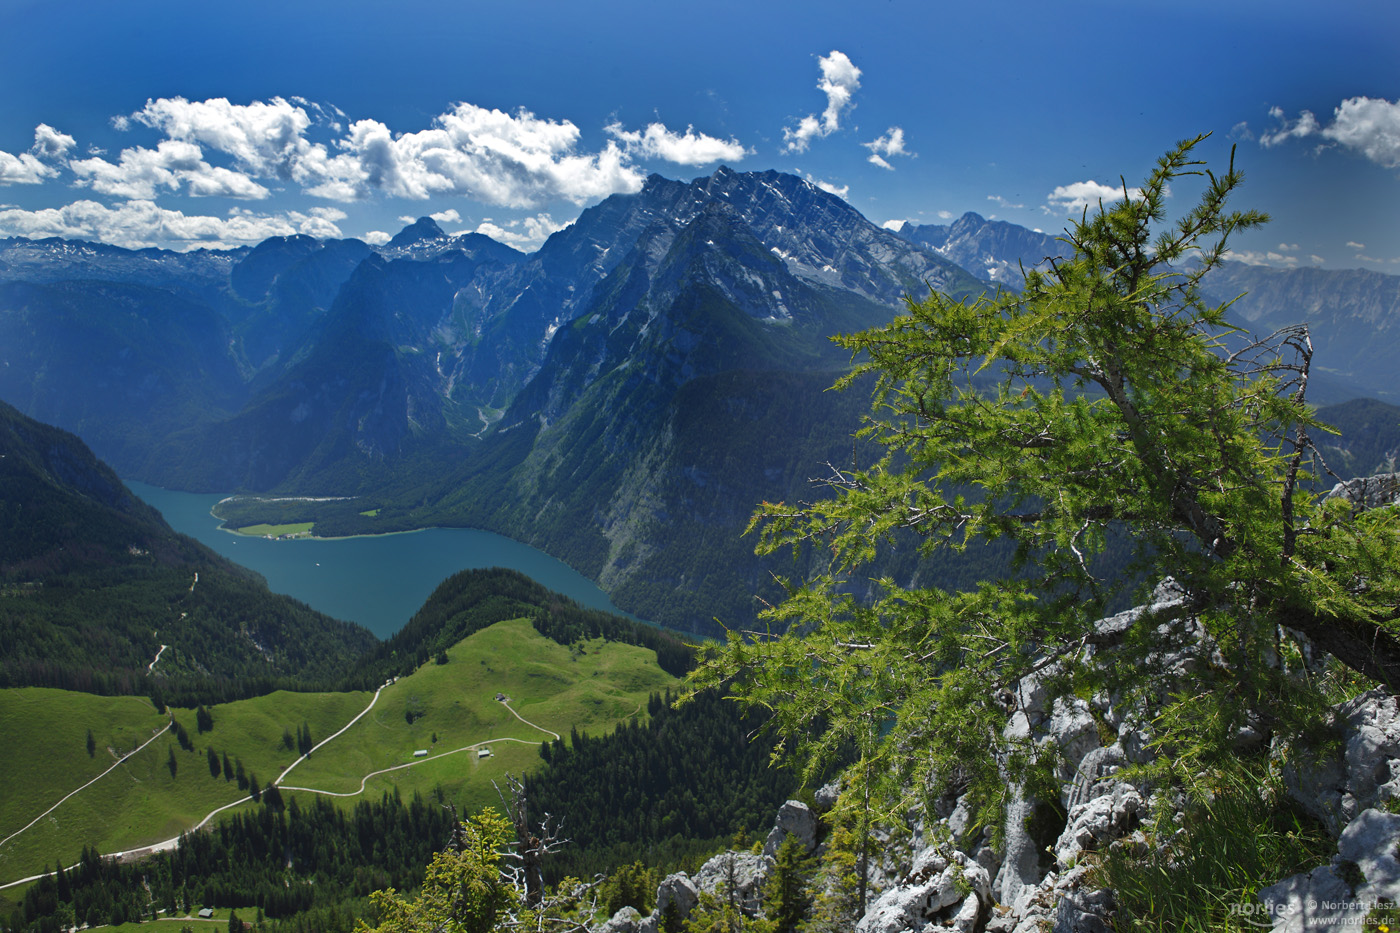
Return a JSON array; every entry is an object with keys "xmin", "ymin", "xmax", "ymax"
[
  {"xmin": 202, "ymin": 175, "xmax": 967, "ymax": 631},
  {"xmin": 227, "ymin": 234, "xmax": 374, "ymax": 371},
  {"xmin": 144, "ymin": 243, "xmax": 520, "ymax": 491},
  {"xmin": 0, "ymin": 401, "xmax": 376, "ymax": 700},
  {"xmin": 5, "ymin": 169, "xmax": 1397, "ymax": 636},
  {"xmin": 0, "ymin": 278, "xmax": 249, "ymax": 471},
  {"xmin": 1314, "ymin": 397, "xmax": 1400, "ymax": 480},
  {"xmin": 1200, "ymin": 263, "xmax": 1400, "ymax": 402},
  {"xmin": 425, "ymin": 197, "xmax": 904, "ymax": 629}
]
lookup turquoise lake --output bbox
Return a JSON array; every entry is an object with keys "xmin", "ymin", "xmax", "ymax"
[{"xmin": 127, "ymin": 481, "xmax": 637, "ymax": 640}]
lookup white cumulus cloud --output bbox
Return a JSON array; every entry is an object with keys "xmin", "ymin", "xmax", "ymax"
[
  {"xmin": 474, "ymin": 212, "xmax": 570, "ymax": 251},
  {"xmin": 1227, "ymin": 248, "xmax": 1301, "ymax": 268},
  {"xmin": 129, "ymin": 96, "xmax": 321, "ymax": 180},
  {"xmin": 863, "ymin": 127, "xmax": 913, "ymax": 170},
  {"xmin": 396, "ymin": 209, "xmax": 462, "ymax": 225},
  {"xmin": 0, "ymin": 124, "xmax": 77, "ymax": 185},
  {"xmin": 1261, "ymin": 97, "xmax": 1400, "ymax": 168},
  {"xmin": 784, "ymin": 51, "xmax": 861, "ymax": 153},
  {"xmin": 803, "ymin": 173, "xmax": 849, "ymax": 199},
  {"xmin": 32, "ymin": 124, "xmax": 76, "ymax": 159},
  {"xmin": 605, "ymin": 122, "xmax": 749, "ymax": 166},
  {"xmin": 0, "ymin": 150, "xmax": 54, "ymax": 185},
  {"xmin": 82, "ymin": 96, "xmax": 657, "ymax": 210},
  {"xmin": 70, "ymin": 139, "xmax": 270, "ymax": 200},
  {"xmin": 308, "ymin": 103, "xmax": 645, "ymax": 208},
  {"xmin": 1045, "ymin": 180, "xmax": 1144, "ymax": 213}
]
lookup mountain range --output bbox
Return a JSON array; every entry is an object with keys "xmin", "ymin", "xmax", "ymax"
[{"xmin": 1, "ymin": 167, "xmax": 1397, "ymax": 633}]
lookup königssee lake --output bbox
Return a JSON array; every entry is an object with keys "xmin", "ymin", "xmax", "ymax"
[{"xmin": 128, "ymin": 481, "xmax": 638, "ymax": 639}]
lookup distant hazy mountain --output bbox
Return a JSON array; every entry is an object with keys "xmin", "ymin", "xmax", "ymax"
[
  {"xmin": 896, "ymin": 214, "xmax": 1400, "ymax": 403},
  {"xmin": 896, "ymin": 212, "xmax": 1070, "ymax": 289},
  {"xmin": 1199, "ymin": 263, "xmax": 1400, "ymax": 403},
  {"xmin": 1314, "ymin": 397, "xmax": 1400, "ymax": 480}
]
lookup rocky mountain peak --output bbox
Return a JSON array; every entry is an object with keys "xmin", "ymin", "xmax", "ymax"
[{"xmin": 387, "ymin": 216, "xmax": 448, "ymax": 249}]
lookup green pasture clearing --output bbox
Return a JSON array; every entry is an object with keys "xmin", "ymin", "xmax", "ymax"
[
  {"xmin": 358, "ymin": 509, "xmax": 380, "ymax": 517},
  {"xmin": 275, "ymin": 617, "xmax": 675, "ymax": 807},
  {"xmin": 0, "ymin": 618, "xmax": 676, "ymax": 887},
  {"xmin": 85, "ymin": 908, "xmax": 257, "ymax": 933},
  {"xmin": 0, "ymin": 688, "xmax": 369, "ymax": 886},
  {"xmin": 231, "ymin": 522, "xmax": 314, "ymax": 537}
]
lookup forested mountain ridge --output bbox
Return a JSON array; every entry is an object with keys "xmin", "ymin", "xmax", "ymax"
[{"xmin": 0, "ymin": 400, "xmax": 377, "ymax": 702}]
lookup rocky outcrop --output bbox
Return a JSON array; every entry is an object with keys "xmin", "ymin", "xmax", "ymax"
[
  {"xmin": 1328, "ymin": 471, "xmax": 1400, "ymax": 513},
  {"xmin": 763, "ymin": 800, "xmax": 817, "ymax": 857},
  {"xmin": 597, "ymin": 905, "xmax": 642, "ymax": 933},
  {"xmin": 1283, "ymin": 688, "xmax": 1400, "ymax": 835},
  {"xmin": 1260, "ymin": 809, "xmax": 1400, "ymax": 932},
  {"xmin": 1052, "ymin": 783, "xmax": 1143, "ymax": 870},
  {"xmin": 652, "ymin": 872, "xmax": 698, "ymax": 923},
  {"xmin": 694, "ymin": 851, "xmax": 770, "ymax": 914},
  {"xmin": 604, "ymin": 563, "xmax": 1400, "ymax": 933},
  {"xmin": 856, "ymin": 849, "xmax": 991, "ymax": 933}
]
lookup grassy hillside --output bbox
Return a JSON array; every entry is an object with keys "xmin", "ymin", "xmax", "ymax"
[
  {"xmin": 282, "ymin": 617, "xmax": 675, "ymax": 815},
  {"xmin": 0, "ymin": 688, "xmax": 370, "ymax": 887},
  {"xmin": 0, "ymin": 617, "xmax": 675, "ymax": 888}
]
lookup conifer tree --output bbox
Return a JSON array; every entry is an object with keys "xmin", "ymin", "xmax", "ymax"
[
  {"xmin": 353, "ymin": 809, "xmax": 516, "ymax": 933},
  {"xmin": 762, "ymin": 836, "xmax": 810, "ymax": 933},
  {"xmin": 688, "ymin": 133, "xmax": 1396, "ymax": 853}
]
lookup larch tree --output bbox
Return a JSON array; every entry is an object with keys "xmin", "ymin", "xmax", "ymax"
[{"xmin": 688, "ymin": 134, "xmax": 1400, "ymax": 830}]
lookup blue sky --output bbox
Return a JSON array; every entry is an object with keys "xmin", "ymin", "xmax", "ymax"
[{"xmin": 0, "ymin": 0, "xmax": 1396, "ymax": 271}]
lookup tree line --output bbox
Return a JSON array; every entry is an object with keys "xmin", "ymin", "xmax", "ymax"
[
  {"xmin": 525, "ymin": 688, "xmax": 798, "ymax": 883},
  {"xmin": 2, "ymin": 790, "xmax": 456, "ymax": 933}
]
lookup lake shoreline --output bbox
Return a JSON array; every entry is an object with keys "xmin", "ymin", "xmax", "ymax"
[{"xmin": 125, "ymin": 480, "xmax": 647, "ymax": 638}]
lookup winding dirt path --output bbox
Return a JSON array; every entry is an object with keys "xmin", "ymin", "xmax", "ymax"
[
  {"xmin": 499, "ymin": 698, "xmax": 560, "ymax": 740},
  {"xmin": 0, "ymin": 687, "xmax": 565, "ymax": 890},
  {"xmin": 0, "ymin": 715, "xmax": 173, "ymax": 853}
]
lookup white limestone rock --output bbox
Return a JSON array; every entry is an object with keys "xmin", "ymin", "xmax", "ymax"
[
  {"xmin": 597, "ymin": 905, "xmax": 642, "ymax": 933},
  {"xmin": 1285, "ymin": 688, "xmax": 1400, "ymax": 836},
  {"xmin": 763, "ymin": 799, "xmax": 817, "ymax": 856},
  {"xmin": 854, "ymin": 848, "xmax": 989, "ymax": 933},
  {"xmin": 1054, "ymin": 783, "xmax": 1143, "ymax": 869},
  {"xmin": 653, "ymin": 872, "xmax": 698, "ymax": 923},
  {"xmin": 693, "ymin": 851, "xmax": 771, "ymax": 916}
]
